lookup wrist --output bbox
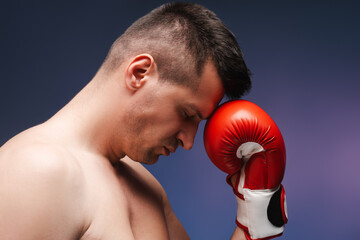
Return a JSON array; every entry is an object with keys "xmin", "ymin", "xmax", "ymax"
[{"xmin": 231, "ymin": 226, "xmax": 248, "ymax": 240}]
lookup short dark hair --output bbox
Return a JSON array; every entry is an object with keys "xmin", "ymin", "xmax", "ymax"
[{"xmin": 101, "ymin": 2, "xmax": 251, "ymax": 99}]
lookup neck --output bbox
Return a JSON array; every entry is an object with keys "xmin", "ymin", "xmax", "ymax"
[{"xmin": 44, "ymin": 73, "xmax": 128, "ymax": 163}]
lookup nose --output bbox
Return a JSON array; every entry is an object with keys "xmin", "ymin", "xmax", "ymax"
[{"xmin": 176, "ymin": 122, "xmax": 199, "ymax": 150}]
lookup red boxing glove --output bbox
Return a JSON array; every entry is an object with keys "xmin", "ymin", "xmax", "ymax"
[{"xmin": 204, "ymin": 100, "xmax": 288, "ymax": 240}]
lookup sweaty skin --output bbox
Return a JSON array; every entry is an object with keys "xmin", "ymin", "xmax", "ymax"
[{"xmin": 0, "ymin": 59, "xmax": 243, "ymax": 239}]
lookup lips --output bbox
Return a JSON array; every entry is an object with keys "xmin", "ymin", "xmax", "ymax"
[
  {"xmin": 163, "ymin": 146, "xmax": 176, "ymax": 156},
  {"xmin": 163, "ymin": 147, "xmax": 170, "ymax": 156}
]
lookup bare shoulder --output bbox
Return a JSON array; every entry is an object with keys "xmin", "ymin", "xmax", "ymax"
[
  {"xmin": 0, "ymin": 133, "xmax": 86, "ymax": 239},
  {"xmin": 0, "ymin": 134, "xmax": 83, "ymax": 186}
]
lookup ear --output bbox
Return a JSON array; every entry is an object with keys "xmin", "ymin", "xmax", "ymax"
[{"xmin": 125, "ymin": 54, "xmax": 157, "ymax": 91}]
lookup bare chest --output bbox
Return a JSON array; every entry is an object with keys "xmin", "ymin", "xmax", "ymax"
[{"xmin": 79, "ymin": 160, "xmax": 170, "ymax": 240}]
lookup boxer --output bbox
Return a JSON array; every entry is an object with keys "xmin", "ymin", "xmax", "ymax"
[{"xmin": 0, "ymin": 3, "xmax": 253, "ymax": 239}]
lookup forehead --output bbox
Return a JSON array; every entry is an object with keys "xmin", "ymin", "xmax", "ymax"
[{"xmin": 186, "ymin": 61, "xmax": 224, "ymax": 118}]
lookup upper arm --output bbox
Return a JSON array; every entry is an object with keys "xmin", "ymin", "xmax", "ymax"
[
  {"xmin": 0, "ymin": 144, "xmax": 84, "ymax": 239},
  {"xmin": 121, "ymin": 157, "xmax": 190, "ymax": 240},
  {"xmin": 162, "ymin": 193, "xmax": 191, "ymax": 240}
]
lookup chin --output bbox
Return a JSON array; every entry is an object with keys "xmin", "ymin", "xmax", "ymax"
[
  {"xmin": 133, "ymin": 153, "xmax": 159, "ymax": 165},
  {"xmin": 142, "ymin": 156, "xmax": 159, "ymax": 165}
]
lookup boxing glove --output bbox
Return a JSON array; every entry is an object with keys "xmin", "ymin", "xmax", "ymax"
[{"xmin": 204, "ymin": 100, "xmax": 288, "ymax": 240}]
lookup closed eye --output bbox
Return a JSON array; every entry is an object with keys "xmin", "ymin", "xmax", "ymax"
[
  {"xmin": 184, "ymin": 111, "xmax": 191, "ymax": 119},
  {"xmin": 186, "ymin": 110, "xmax": 199, "ymax": 120}
]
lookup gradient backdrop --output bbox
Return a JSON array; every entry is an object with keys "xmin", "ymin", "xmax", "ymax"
[{"xmin": 1, "ymin": 0, "xmax": 359, "ymax": 239}]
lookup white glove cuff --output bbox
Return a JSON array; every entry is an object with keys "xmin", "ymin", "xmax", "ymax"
[{"xmin": 235, "ymin": 186, "xmax": 287, "ymax": 239}]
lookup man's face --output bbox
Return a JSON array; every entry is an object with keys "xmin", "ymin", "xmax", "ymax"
[{"xmin": 122, "ymin": 61, "xmax": 224, "ymax": 164}]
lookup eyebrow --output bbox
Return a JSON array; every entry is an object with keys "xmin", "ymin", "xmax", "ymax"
[{"xmin": 186, "ymin": 104, "xmax": 205, "ymax": 120}]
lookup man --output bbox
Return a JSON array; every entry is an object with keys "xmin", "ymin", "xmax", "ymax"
[{"xmin": 0, "ymin": 3, "xmax": 251, "ymax": 239}]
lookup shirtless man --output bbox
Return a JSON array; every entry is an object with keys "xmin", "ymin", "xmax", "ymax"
[{"xmin": 0, "ymin": 3, "xmax": 252, "ymax": 239}]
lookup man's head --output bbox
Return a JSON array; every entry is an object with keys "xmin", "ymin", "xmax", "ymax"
[
  {"xmin": 98, "ymin": 3, "xmax": 252, "ymax": 164},
  {"xmin": 99, "ymin": 2, "xmax": 251, "ymax": 99}
]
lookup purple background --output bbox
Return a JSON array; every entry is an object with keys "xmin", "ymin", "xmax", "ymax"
[{"xmin": 1, "ymin": 1, "xmax": 359, "ymax": 239}]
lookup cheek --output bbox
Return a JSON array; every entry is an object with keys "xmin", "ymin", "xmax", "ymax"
[
  {"xmin": 151, "ymin": 116, "xmax": 183, "ymax": 141},
  {"xmin": 125, "ymin": 101, "xmax": 183, "ymax": 142}
]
